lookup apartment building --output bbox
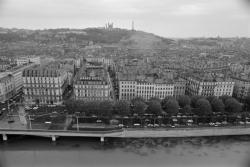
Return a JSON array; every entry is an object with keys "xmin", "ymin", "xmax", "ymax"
[
  {"xmin": 231, "ymin": 76, "xmax": 250, "ymax": 102},
  {"xmin": 22, "ymin": 64, "xmax": 68, "ymax": 105},
  {"xmin": 0, "ymin": 73, "xmax": 15, "ymax": 102},
  {"xmin": 16, "ymin": 56, "xmax": 40, "ymax": 66},
  {"xmin": 74, "ymin": 66, "xmax": 112, "ymax": 101},
  {"xmin": 118, "ymin": 74, "xmax": 174, "ymax": 101},
  {"xmin": 184, "ymin": 74, "xmax": 234, "ymax": 97},
  {"xmin": 85, "ymin": 56, "xmax": 113, "ymax": 68},
  {"xmin": 173, "ymin": 79, "xmax": 186, "ymax": 98}
]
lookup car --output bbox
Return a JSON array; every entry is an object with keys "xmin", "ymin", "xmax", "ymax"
[
  {"xmin": 96, "ymin": 120, "xmax": 102, "ymax": 123},
  {"xmin": 91, "ymin": 115, "xmax": 97, "ymax": 118},
  {"xmin": 147, "ymin": 124, "xmax": 154, "ymax": 128},
  {"xmin": 246, "ymin": 121, "xmax": 250, "ymax": 125},
  {"xmin": 133, "ymin": 123, "xmax": 140, "ymax": 127},
  {"xmin": 209, "ymin": 122, "xmax": 215, "ymax": 126},
  {"xmin": 170, "ymin": 125, "xmax": 175, "ymax": 128},
  {"xmin": 222, "ymin": 121, "xmax": 228, "ymax": 125},
  {"xmin": 45, "ymin": 121, "xmax": 51, "ymax": 124},
  {"xmin": 118, "ymin": 124, "xmax": 124, "ymax": 128},
  {"xmin": 154, "ymin": 124, "xmax": 159, "ymax": 128},
  {"xmin": 8, "ymin": 120, "xmax": 15, "ymax": 123},
  {"xmin": 215, "ymin": 122, "xmax": 222, "ymax": 126},
  {"xmin": 25, "ymin": 106, "xmax": 31, "ymax": 110},
  {"xmin": 33, "ymin": 107, "xmax": 38, "ymax": 110},
  {"xmin": 239, "ymin": 121, "xmax": 245, "ymax": 125},
  {"xmin": 160, "ymin": 124, "xmax": 166, "ymax": 127}
]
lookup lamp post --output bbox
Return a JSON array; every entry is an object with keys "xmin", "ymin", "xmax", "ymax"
[
  {"xmin": 76, "ymin": 116, "xmax": 79, "ymax": 131},
  {"xmin": 28, "ymin": 115, "xmax": 32, "ymax": 129}
]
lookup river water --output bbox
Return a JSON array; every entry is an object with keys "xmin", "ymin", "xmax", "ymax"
[{"xmin": 1, "ymin": 135, "xmax": 250, "ymax": 167}]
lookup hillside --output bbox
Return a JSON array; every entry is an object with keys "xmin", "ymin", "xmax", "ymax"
[{"xmin": 0, "ymin": 27, "xmax": 249, "ymax": 59}]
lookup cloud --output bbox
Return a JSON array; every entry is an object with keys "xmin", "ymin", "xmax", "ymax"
[{"xmin": 172, "ymin": 4, "xmax": 207, "ymax": 16}]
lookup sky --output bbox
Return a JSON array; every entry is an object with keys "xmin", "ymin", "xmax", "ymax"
[{"xmin": 0, "ymin": 0, "xmax": 249, "ymax": 38}]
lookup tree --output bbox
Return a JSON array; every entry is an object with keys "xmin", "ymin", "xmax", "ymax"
[
  {"xmin": 113, "ymin": 100, "xmax": 130, "ymax": 116},
  {"xmin": 225, "ymin": 98, "xmax": 242, "ymax": 114},
  {"xmin": 245, "ymin": 95, "xmax": 250, "ymax": 111},
  {"xmin": 161, "ymin": 96, "xmax": 175, "ymax": 107},
  {"xmin": 182, "ymin": 105, "xmax": 192, "ymax": 114},
  {"xmin": 134, "ymin": 101, "xmax": 147, "ymax": 115},
  {"xmin": 148, "ymin": 97, "xmax": 161, "ymax": 103},
  {"xmin": 219, "ymin": 95, "xmax": 231, "ymax": 104},
  {"xmin": 99, "ymin": 101, "xmax": 113, "ymax": 117},
  {"xmin": 178, "ymin": 95, "xmax": 191, "ymax": 108},
  {"xmin": 191, "ymin": 96, "xmax": 203, "ymax": 108},
  {"xmin": 85, "ymin": 101, "xmax": 101, "ymax": 116},
  {"xmin": 206, "ymin": 96, "xmax": 217, "ymax": 103},
  {"xmin": 131, "ymin": 97, "xmax": 145, "ymax": 104},
  {"xmin": 162, "ymin": 99, "xmax": 179, "ymax": 115},
  {"xmin": 64, "ymin": 99, "xmax": 76, "ymax": 113},
  {"xmin": 146, "ymin": 100, "xmax": 162, "ymax": 115},
  {"xmin": 195, "ymin": 98, "xmax": 212, "ymax": 116},
  {"xmin": 211, "ymin": 98, "xmax": 225, "ymax": 113}
]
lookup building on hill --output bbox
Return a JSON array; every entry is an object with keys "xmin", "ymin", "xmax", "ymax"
[
  {"xmin": 16, "ymin": 56, "xmax": 41, "ymax": 66},
  {"xmin": 22, "ymin": 63, "xmax": 68, "ymax": 105}
]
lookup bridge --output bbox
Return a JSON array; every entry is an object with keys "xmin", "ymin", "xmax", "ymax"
[{"xmin": 2, "ymin": 126, "xmax": 250, "ymax": 142}]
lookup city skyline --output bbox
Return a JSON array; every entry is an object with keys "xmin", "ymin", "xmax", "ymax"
[{"xmin": 0, "ymin": 0, "xmax": 249, "ymax": 38}]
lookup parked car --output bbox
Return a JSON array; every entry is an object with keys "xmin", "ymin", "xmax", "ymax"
[
  {"xmin": 133, "ymin": 123, "xmax": 140, "ymax": 127},
  {"xmin": 147, "ymin": 124, "xmax": 154, "ymax": 128},
  {"xmin": 154, "ymin": 124, "xmax": 159, "ymax": 128},
  {"xmin": 118, "ymin": 124, "xmax": 124, "ymax": 128},
  {"xmin": 215, "ymin": 122, "xmax": 222, "ymax": 126},
  {"xmin": 209, "ymin": 122, "xmax": 215, "ymax": 126},
  {"xmin": 96, "ymin": 120, "xmax": 102, "ymax": 123},
  {"xmin": 222, "ymin": 121, "xmax": 228, "ymax": 125}
]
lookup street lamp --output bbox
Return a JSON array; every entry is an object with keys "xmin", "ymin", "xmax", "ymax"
[{"xmin": 76, "ymin": 115, "xmax": 79, "ymax": 131}]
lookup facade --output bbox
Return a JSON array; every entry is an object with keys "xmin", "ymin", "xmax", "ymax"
[
  {"xmin": 9, "ymin": 63, "xmax": 36, "ymax": 94},
  {"xmin": 184, "ymin": 75, "xmax": 234, "ymax": 97},
  {"xmin": 74, "ymin": 66, "xmax": 112, "ymax": 101},
  {"xmin": 118, "ymin": 75, "xmax": 174, "ymax": 101},
  {"xmin": 16, "ymin": 56, "xmax": 40, "ymax": 66},
  {"xmin": 22, "ymin": 64, "xmax": 68, "ymax": 105},
  {"xmin": 85, "ymin": 56, "xmax": 113, "ymax": 67},
  {"xmin": 173, "ymin": 80, "xmax": 186, "ymax": 98},
  {"xmin": 231, "ymin": 76, "xmax": 250, "ymax": 102},
  {"xmin": 0, "ymin": 73, "xmax": 15, "ymax": 102}
]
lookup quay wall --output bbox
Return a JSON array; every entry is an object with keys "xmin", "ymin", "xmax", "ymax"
[{"xmin": 1, "ymin": 126, "xmax": 250, "ymax": 140}]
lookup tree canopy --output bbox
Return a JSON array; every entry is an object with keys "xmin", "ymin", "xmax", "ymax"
[
  {"xmin": 195, "ymin": 98, "xmax": 212, "ymax": 116},
  {"xmin": 146, "ymin": 99, "xmax": 162, "ymax": 115},
  {"xmin": 211, "ymin": 98, "xmax": 225, "ymax": 113},
  {"xmin": 225, "ymin": 98, "xmax": 242, "ymax": 113},
  {"xmin": 133, "ymin": 101, "xmax": 147, "ymax": 115},
  {"xmin": 191, "ymin": 96, "xmax": 203, "ymax": 108},
  {"xmin": 178, "ymin": 95, "xmax": 191, "ymax": 108},
  {"xmin": 113, "ymin": 100, "xmax": 130, "ymax": 116},
  {"xmin": 162, "ymin": 98, "xmax": 179, "ymax": 115}
]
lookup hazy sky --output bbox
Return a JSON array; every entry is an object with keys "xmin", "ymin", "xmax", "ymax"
[{"xmin": 0, "ymin": 0, "xmax": 249, "ymax": 37}]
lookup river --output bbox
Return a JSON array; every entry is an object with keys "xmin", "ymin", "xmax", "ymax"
[{"xmin": 1, "ymin": 135, "xmax": 250, "ymax": 167}]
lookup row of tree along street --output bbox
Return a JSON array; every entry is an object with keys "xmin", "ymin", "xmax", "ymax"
[{"xmin": 64, "ymin": 95, "xmax": 250, "ymax": 119}]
